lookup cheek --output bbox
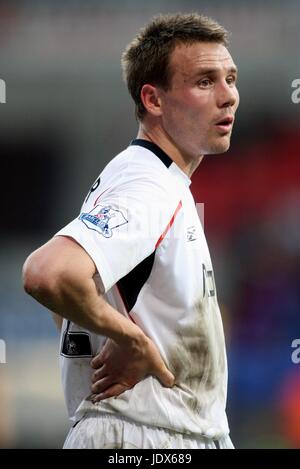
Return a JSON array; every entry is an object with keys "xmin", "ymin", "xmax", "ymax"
[
  {"xmin": 162, "ymin": 92, "xmax": 210, "ymax": 132},
  {"xmin": 234, "ymin": 88, "xmax": 240, "ymax": 109},
  {"xmin": 186, "ymin": 94, "xmax": 213, "ymax": 122},
  {"xmin": 163, "ymin": 96, "xmax": 192, "ymax": 126}
]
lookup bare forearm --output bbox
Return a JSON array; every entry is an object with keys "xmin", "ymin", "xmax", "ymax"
[
  {"xmin": 28, "ymin": 269, "xmax": 144, "ymax": 347},
  {"xmin": 23, "ymin": 236, "xmax": 174, "ymax": 395},
  {"xmin": 23, "ymin": 236, "xmax": 146, "ymax": 348}
]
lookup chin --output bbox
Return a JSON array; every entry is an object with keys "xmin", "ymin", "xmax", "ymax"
[
  {"xmin": 206, "ymin": 145, "xmax": 230, "ymax": 155},
  {"xmin": 208, "ymin": 137, "xmax": 231, "ymax": 155}
]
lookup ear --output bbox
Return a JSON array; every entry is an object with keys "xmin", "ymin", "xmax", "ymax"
[{"xmin": 140, "ymin": 84, "xmax": 162, "ymax": 117}]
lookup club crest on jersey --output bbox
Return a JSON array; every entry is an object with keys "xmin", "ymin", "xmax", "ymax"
[{"xmin": 79, "ymin": 205, "xmax": 128, "ymax": 238}]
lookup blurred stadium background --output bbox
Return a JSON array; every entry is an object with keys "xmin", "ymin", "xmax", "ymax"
[{"xmin": 0, "ymin": 0, "xmax": 299, "ymax": 448}]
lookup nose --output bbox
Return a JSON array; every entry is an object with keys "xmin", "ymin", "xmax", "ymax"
[{"xmin": 217, "ymin": 82, "xmax": 239, "ymax": 109}]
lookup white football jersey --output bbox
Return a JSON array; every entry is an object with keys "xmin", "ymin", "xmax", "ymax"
[{"xmin": 56, "ymin": 139, "xmax": 230, "ymax": 438}]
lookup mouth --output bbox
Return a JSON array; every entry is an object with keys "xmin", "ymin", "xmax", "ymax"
[{"xmin": 214, "ymin": 116, "xmax": 234, "ymax": 134}]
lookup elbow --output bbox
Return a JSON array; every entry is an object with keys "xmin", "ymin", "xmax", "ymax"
[
  {"xmin": 23, "ymin": 237, "xmax": 95, "ymax": 311},
  {"xmin": 22, "ymin": 251, "xmax": 55, "ymax": 301}
]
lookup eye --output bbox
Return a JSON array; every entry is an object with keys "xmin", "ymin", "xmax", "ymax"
[
  {"xmin": 198, "ymin": 78, "xmax": 213, "ymax": 88},
  {"xmin": 226, "ymin": 75, "xmax": 237, "ymax": 85}
]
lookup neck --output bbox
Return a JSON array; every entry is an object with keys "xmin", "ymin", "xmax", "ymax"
[{"xmin": 137, "ymin": 119, "xmax": 204, "ymax": 178}]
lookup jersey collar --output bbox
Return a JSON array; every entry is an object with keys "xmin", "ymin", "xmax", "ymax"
[
  {"xmin": 130, "ymin": 139, "xmax": 172, "ymax": 168},
  {"xmin": 130, "ymin": 139, "xmax": 191, "ymax": 187}
]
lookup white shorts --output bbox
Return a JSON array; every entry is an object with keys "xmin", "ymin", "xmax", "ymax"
[{"xmin": 63, "ymin": 412, "xmax": 234, "ymax": 449}]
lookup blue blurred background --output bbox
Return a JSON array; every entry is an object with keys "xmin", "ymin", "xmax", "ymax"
[{"xmin": 0, "ymin": 0, "xmax": 299, "ymax": 448}]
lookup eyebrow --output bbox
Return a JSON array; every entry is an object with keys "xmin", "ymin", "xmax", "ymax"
[{"xmin": 194, "ymin": 66, "xmax": 238, "ymax": 77}]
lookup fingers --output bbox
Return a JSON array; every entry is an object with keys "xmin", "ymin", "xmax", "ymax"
[
  {"xmin": 90, "ymin": 339, "xmax": 114, "ymax": 369},
  {"xmin": 91, "ymin": 365, "xmax": 107, "ymax": 383},
  {"xmin": 91, "ymin": 376, "xmax": 112, "ymax": 394},
  {"xmin": 90, "ymin": 354, "xmax": 104, "ymax": 369},
  {"xmin": 156, "ymin": 367, "xmax": 175, "ymax": 388},
  {"xmin": 91, "ymin": 383, "xmax": 129, "ymax": 402}
]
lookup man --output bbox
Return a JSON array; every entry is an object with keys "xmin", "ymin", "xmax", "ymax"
[{"xmin": 23, "ymin": 13, "xmax": 239, "ymax": 449}]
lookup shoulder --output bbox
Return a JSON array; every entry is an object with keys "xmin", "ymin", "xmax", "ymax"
[
  {"xmin": 102, "ymin": 145, "xmax": 178, "ymax": 197},
  {"xmin": 105, "ymin": 144, "xmax": 170, "ymax": 175}
]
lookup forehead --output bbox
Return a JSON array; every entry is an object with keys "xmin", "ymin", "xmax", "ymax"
[{"xmin": 169, "ymin": 42, "xmax": 236, "ymax": 77}]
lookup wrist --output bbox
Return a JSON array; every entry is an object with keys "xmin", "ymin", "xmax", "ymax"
[{"xmin": 120, "ymin": 325, "xmax": 149, "ymax": 355}]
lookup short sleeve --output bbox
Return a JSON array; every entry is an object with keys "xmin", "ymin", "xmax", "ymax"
[{"xmin": 55, "ymin": 175, "xmax": 181, "ymax": 293}]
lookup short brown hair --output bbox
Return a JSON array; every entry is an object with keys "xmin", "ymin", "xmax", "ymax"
[{"xmin": 122, "ymin": 13, "xmax": 229, "ymax": 120}]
